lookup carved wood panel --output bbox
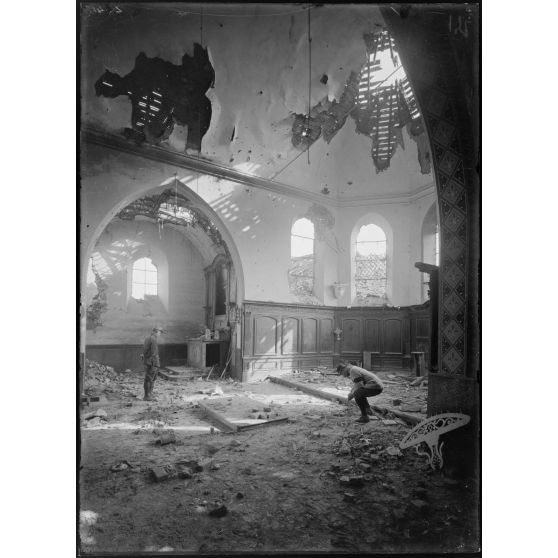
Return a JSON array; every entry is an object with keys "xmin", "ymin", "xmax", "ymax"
[
  {"xmin": 364, "ymin": 319, "xmax": 380, "ymax": 353},
  {"xmin": 254, "ymin": 316, "xmax": 278, "ymax": 356},
  {"xmin": 384, "ymin": 319, "xmax": 402, "ymax": 354},
  {"xmin": 342, "ymin": 319, "xmax": 361, "ymax": 352},
  {"xmin": 319, "ymin": 318, "xmax": 334, "ymax": 353},
  {"xmin": 302, "ymin": 318, "xmax": 318, "ymax": 354},
  {"xmin": 281, "ymin": 317, "xmax": 299, "ymax": 355}
]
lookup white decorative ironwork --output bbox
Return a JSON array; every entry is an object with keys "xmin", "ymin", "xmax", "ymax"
[{"xmin": 399, "ymin": 413, "xmax": 470, "ymax": 470}]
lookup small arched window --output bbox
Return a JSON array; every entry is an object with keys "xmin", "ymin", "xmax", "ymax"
[
  {"xmin": 289, "ymin": 218, "xmax": 315, "ymax": 297},
  {"xmin": 355, "ymin": 224, "xmax": 387, "ymax": 304},
  {"xmin": 131, "ymin": 257, "xmax": 158, "ymax": 299}
]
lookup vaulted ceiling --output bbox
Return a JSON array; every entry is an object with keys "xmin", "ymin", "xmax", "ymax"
[{"xmin": 82, "ymin": 3, "xmax": 434, "ymax": 203}]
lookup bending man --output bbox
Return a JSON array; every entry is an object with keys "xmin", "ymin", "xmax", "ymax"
[
  {"xmin": 337, "ymin": 361, "xmax": 384, "ymax": 423},
  {"xmin": 143, "ymin": 325, "xmax": 163, "ymax": 401}
]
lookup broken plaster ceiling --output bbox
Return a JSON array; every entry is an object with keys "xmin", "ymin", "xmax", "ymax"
[{"xmin": 82, "ymin": 3, "xmax": 433, "ymax": 202}]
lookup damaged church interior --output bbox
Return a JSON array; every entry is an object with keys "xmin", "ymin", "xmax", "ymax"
[{"xmin": 79, "ymin": 2, "xmax": 480, "ymax": 554}]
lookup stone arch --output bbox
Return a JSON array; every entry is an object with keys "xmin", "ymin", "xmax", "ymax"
[
  {"xmin": 383, "ymin": 6, "xmax": 479, "ymax": 400},
  {"xmin": 80, "ymin": 176, "xmax": 245, "ymax": 378}
]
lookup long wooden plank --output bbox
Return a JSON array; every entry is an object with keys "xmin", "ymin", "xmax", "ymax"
[
  {"xmin": 237, "ymin": 417, "xmax": 289, "ymax": 431},
  {"xmin": 197, "ymin": 401, "xmax": 239, "ymax": 432},
  {"xmin": 269, "ymin": 376, "xmax": 348, "ymax": 404},
  {"xmin": 371, "ymin": 404, "xmax": 422, "ymax": 425}
]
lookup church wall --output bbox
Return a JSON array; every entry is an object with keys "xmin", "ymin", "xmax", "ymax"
[{"xmin": 85, "ymin": 219, "xmax": 206, "ymax": 346}]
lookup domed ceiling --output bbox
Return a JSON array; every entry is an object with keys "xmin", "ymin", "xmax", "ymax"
[{"xmin": 82, "ymin": 3, "xmax": 434, "ymax": 202}]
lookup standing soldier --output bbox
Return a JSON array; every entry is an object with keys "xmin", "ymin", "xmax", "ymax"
[{"xmin": 142, "ymin": 325, "xmax": 163, "ymax": 401}]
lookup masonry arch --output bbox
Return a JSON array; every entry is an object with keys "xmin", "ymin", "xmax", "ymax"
[{"xmin": 80, "ymin": 175, "xmax": 245, "ymax": 379}]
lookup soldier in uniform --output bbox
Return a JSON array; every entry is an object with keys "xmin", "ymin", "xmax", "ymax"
[
  {"xmin": 142, "ymin": 326, "xmax": 163, "ymax": 401},
  {"xmin": 337, "ymin": 361, "xmax": 384, "ymax": 423}
]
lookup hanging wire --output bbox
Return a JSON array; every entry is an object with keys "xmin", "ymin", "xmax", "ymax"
[
  {"xmin": 270, "ymin": 62, "xmax": 404, "ymax": 181},
  {"xmin": 196, "ymin": 6, "xmax": 203, "ymax": 195},
  {"xmin": 307, "ymin": 6, "xmax": 312, "ymax": 165}
]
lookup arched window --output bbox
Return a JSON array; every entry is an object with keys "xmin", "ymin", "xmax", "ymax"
[
  {"xmin": 288, "ymin": 218, "xmax": 314, "ymax": 297},
  {"xmin": 355, "ymin": 224, "xmax": 387, "ymax": 304},
  {"xmin": 131, "ymin": 257, "xmax": 158, "ymax": 299}
]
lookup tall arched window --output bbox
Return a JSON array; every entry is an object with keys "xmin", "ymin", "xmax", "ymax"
[
  {"xmin": 288, "ymin": 218, "xmax": 314, "ymax": 297},
  {"xmin": 355, "ymin": 224, "xmax": 387, "ymax": 304},
  {"xmin": 131, "ymin": 257, "xmax": 158, "ymax": 299}
]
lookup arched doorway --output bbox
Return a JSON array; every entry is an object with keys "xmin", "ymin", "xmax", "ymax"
[{"xmin": 80, "ymin": 179, "xmax": 245, "ymax": 390}]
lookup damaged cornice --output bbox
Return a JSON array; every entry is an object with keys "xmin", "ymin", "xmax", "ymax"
[{"xmin": 83, "ymin": 127, "xmax": 435, "ymax": 207}]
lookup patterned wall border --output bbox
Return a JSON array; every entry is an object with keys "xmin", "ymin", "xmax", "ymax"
[{"xmin": 385, "ymin": 8, "xmax": 477, "ymax": 376}]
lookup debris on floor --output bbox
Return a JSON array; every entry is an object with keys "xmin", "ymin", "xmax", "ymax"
[{"xmin": 80, "ymin": 365, "xmax": 478, "ymax": 554}]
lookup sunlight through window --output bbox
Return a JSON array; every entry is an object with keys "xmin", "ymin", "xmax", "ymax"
[
  {"xmin": 289, "ymin": 218, "xmax": 315, "ymax": 298},
  {"xmin": 131, "ymin": 257, "xmax": 158, "ymax": 299},
  {"xmin": 355, "ymin": 224, "xmax": 387, "ymax": 304}
]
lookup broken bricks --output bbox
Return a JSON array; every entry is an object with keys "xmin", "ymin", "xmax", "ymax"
[
  {"xmin": 208, "ymin": 504, "xmax": 228, "ymax": 517},
  {"xmin": 156, "ymin": 430, "xmax": 176, "ymax": 445},
  {"xmin": 150, "ymin": 465, "xmax": 176, "ymax": 482},
  {"xmin": 340, "ymin": 475, "xmax": 364, "ymax": 487}
]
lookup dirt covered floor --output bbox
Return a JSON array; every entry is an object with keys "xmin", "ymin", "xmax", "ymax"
[{"xmin": 79, "ymin": 362, "xmax": 479, "ymax": 554}]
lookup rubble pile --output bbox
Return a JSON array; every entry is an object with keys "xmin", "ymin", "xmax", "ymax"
[{"xmin": 85, "ymin": 359, "xmax": 121, "ymax": 384}]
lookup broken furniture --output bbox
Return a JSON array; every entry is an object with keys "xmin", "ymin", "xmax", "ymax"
[
  {"xmin": 414, "ymin": 262, "xmax": 439, "ymax": 372},
  {"xmin": 411, "ymin": 351, "xmax": 426, "ymax": 377},
  {"xmin": 399, "ymin": 413, "xmax": 470, "ymax": 470},
  {"xmin": 187, "ymin": 338, "xmax": 229, "ymax": 370}
]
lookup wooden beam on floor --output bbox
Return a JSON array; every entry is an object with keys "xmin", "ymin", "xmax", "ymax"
[
  {"xmin": 268, "ymin": 376, "xmax": 349, "ymax": 405},
  {"xmin": 371, "ymin": 404, "xmax": 423, "ymax": 425},
  {"xmin": 197, "ymin": 401, "xmax": 239, "ymax": 432},
  {"xmin": 236, "ymin": 417, "xmax": 289, "ymax": 431}
]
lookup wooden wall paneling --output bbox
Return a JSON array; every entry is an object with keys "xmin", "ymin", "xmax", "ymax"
[
  {"xmin": 281, "ymin": 317, "xmax": 299, "ymax": 354},
  {"xmin": 319, "ymin": 318, "xmax": 334, "ymax": 353},
  {"xmin": 384, "ymin": 318, "xmax": 403, "ymax": 354},
  {"xmin": 254, "ymin": 316, "xmax": 278, "ymax": 356},
  {"xmin": 364, "ymin": 319, "xmax": 380, "ymax": 353},
  {"xmin": 302, "ymin": 318, "xmax": 318, "ymax": 353},
  {"xmin": 342, "ymin": 319, "xmax": 361, "ymax": 353}
]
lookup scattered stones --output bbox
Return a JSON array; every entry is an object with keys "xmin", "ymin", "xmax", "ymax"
[
  {"xmin": 410, "ymin": 376, "xmax": 425, "ymax": 387},
  {"xmin": 83, "ymin": 408, "xmax": 108, "ymax": 420},
  {"xmin": 229, "ymin": 439, "xmax": 242, "ymax": 448},
  {"xmin": 110, "ymin": 460, "xmax": 132, "ymax": 472},
  {"xmin": 341, "ymin": 475, "xmax": 364, "ymax": 487},
  {"xmin": 382, "ymin": 420, "xmax": 398, "ymax": 426},
  {"xmin": 208, "ymin": 504, "xmax": 228, "ymax": 517},
  {"xmin": 385, "ymin": 446, "xmax": 403, "ymax": 457},
  {"xmin": 392, "ymin": 399, "xmax": 402, "ymax": 406},
  {"xmin": 236, "ymin": 492, "xmax": 244, "ymax": 499},
  {"xmin": 400, "ymin": 404, "xmax": 422, "ymax": 413},
  {"xmin": 358, "ymin": 462, "xmax": 371, "ymax": 473},
  {"xmin": 411, "ymin": 499, "xmax": 428, "ymax": 509},
  {"xmin": 343, "ymin": 492, "xmax": 355, "ymax": 503},
  {"xmin": 156, "ymin": 430, "xmax": 176, "ymax": 445},
  {"xmin": 177, "ymin": 466, "xmax": 193, "ymax": 479},
  {"xmin": 150, "ymin": 465, "xmax": 174, "ymax": 482},
  {"xmin": 263, "ymin": 407, "xmax": 272, "ymax": 412}
]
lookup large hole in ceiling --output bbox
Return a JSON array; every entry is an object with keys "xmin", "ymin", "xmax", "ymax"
[
  {"xmin": 94, "ymin": 46, "xmax": 215, "ymax": 151},
  {"xmin": 291, "ymin": 28, "xmax": 431, "ymax": 174}
]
